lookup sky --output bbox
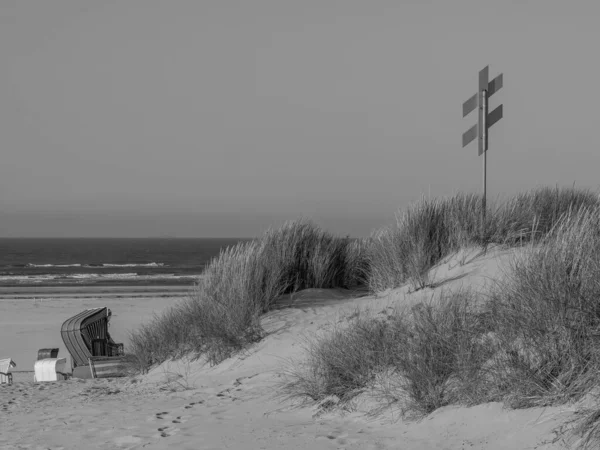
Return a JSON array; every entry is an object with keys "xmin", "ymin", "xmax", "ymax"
[{"xmin": 1, "ymin": 0, "xmax": 600, "ymax": 238}]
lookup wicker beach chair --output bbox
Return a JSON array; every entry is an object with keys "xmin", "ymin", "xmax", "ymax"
[
  {"xmin": 0, "ymin": 358, "xmax": 16, "ymax": 385},
  {"xmin": 61, "ymin": 307, "xmax": 126, "ymax": 379}
]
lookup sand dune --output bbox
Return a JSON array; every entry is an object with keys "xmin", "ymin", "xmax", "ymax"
[{"xmin": 0, "ymin": 246, "xmax": 582, "ymax": 449}]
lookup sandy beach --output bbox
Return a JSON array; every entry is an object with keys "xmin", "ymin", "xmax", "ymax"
[
  {"xmin": 3, "ymin": 0, "xmax": 600, "ymax": 447},
  {"xmin": 0, "ymin": 285, "xmax": 189, "ymax": 373},
  {"xmin": 0, "ymin": 246, "xmax": 585, "ymax": 449}
]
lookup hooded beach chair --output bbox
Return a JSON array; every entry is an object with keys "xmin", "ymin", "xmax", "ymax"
[
  {"xmin": 34, "ymin": 348, "xmax": 68, "ymax": 381},
  {"xmin": 0, "ymin": 358, "xmax": 16, "ymax": 385},
  {"xmin": 61, "ymin": 307, "xmax": 125, "ymax": 378},
  {"xmin": 34, "ymin": 358, "xmax": 68, "ymax": 382}
]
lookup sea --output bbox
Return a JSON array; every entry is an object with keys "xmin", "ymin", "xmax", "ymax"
[{"xmin": 0, "ymin": 238, "xmax": 251, "ymax": 287}]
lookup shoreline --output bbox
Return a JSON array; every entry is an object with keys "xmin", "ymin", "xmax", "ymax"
[{"xmin": 0, "ymin": 284, "xmax": 194, "ymax": 299}]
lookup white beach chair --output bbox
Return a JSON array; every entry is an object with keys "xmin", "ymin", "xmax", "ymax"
[
  {"xmin": 34, "ymin": 358, "xmax": 68, "ymax": 382},
  {"xmin": 0, "ymin": 358, "xmax": 16, "ymax": 385}
]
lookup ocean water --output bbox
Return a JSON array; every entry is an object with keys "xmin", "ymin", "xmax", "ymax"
[{"xmin": 0, "ymin": 238, "xmax": 251, "ymax": 287}]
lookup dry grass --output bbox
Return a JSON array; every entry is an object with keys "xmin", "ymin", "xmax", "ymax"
[
  {"xmin": 257, "ymin": 219, "xmax": 365, "ymax": 299},
  {"xmin": 379, "ymin": 291, "xmax": 494, "ymax": 416},
  {"xmin": 367, "ymin": 187, "xmax": 600, "ymax": 294},
  {"xmin": 493, "ymin": 185, "xmax": 600, "ymax": 245},
  {"xmin": 341, "ymin": 237, "xmax": 371, "ymax": 289},
  {"xmin": 484, "ymin": 206, "xmax": 600, "ymax": 408},
  {"xmin": 276, "ymin": 308, "xmax": 394, "ymax": 405},
  {"xmin": 277, "ymin": 289, "xmax": 492, "ymax": 417},
  {"xmin": 565, "ymin": 399, "xmax": 600, "ymax": 450},
  {"xmin": 129, "ymin": 219, "xmax": 365, "ymax": 369},
  {"xmin": 130, "ymin": 185, "xmax": 600, "ymax": 450},
  {"xmin": 281, "ymin": 189, "xmax": 600, "ymax": 447},
  {"xmin": 368, "ymin": 193, "xmax": 487, "ymax": 292}
]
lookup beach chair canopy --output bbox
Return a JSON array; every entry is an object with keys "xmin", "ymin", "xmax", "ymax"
[
  {"xmin": 0, "ymin": 358, "xmax": 16, "ymax": 384},
  {"xmin": 37, "ymin": 348, "xmax": 59, "ymax": 360},
  {"xmin": 60, "ymin": 307, "xmax": 124, "ymax": 368}
]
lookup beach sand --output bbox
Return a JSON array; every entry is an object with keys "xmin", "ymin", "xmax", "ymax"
[
  {"xmin": 0, "ymin": 285, "xmax": 190, "ymax": 372},
  {"xmin": 0, "ymin": 247, "xmax": 583, "ymax": 449}
]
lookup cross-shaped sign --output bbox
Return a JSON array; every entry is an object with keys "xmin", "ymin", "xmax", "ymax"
[
  {"xmin": 462, "ymin": 66, "xmax": 503, "ymax": 155},
  {"xmin": 461, "ymin": 65, "xmax": 504, "ymax": 245}
]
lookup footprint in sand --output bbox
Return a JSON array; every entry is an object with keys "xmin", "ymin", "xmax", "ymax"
[
  {"xmin": 170, "ymin": 415, "xmax": 189, "ymax": 424},
  {"xmin": 184, "ymin": 400, "xmax": 204, "ymax": 409},
  {"xmin": 2, "ymin": 398, "xmax": 17, "ymax": 411},
  {"xmin": 148, "ymin": 411, "xmax": 171, "ymax": 422},
  {"xmin": 150, "ymin": 410, "xmax": 191, "ymax": 424},
  {"xmin": 157, "ymin": 425, "xmax": 180, "ymax": 438},
  {"xmin": 144, "ymin": 400, "xmax": 204, "ymax": 440},
  {"xmin": 216, "ymin": 388, "xmax": 240, "ymax": 402}
]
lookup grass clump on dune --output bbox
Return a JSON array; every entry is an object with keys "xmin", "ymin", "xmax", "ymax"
[
  {"xmin": 493, "ymin": 185, "xmax": 600, "ymax": 245},
  {"xmin": 129, "ymin": 219, "xmax": 366, "ymax": 369},
  {"xmin": 129, "ymin": 240, "xmax": 274, "ymax": 367},
  {"xmin": 368, "ymin": 193, "xmax": 486, "ymax": 292},
  {"xmin": 367, "ymin": 186, "xmax": 600, "ymax": 294},
  {"xmin": 485, "ymin": 206, "xmax": 600, "ymax": 408},
  {"xmin": 380, "ymin": 291, "xmax": 494, "ymax": 416},
  {"xmin": 276, "ymin": 310, "xmax": 394, "ymax": 406},
  {"xmin": 278, "ymin": 289, "xmax": 492, "ymax": 417},
  {"xmin": 258, "ymin": 219, "xmax": 367, "ymax": 297}
]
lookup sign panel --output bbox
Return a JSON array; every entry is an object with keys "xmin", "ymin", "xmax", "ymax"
[
  {"xmin": 462, "ymin": 93, "xmax": 477, "ymax": 117},
  {"xmin": 462, "ymin": 124, "xmax": 477, "ymax": 147},
  {"xmin": 487, "ymin": 104, "xmax": 503, "ymax": 128},
  {"xmin": 487, "ymin": 74, "xmax": 503, "ymax": 97},
  {"xmin": 478, "ymin": 66, "xmax": 489, "ymax": 93}
]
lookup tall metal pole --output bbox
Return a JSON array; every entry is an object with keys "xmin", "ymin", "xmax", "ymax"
[{"xmin": 481, "ymin": 89, "xmax": 488, "ymax": 242}]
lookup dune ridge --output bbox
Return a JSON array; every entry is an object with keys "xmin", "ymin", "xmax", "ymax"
[
  {"xmin": 4, "ymin": 187, "xmax": 600, "ymax": 449},
  {"xmin": 0, "ymin": 245, "xmax": 583, "ymax": 449}
]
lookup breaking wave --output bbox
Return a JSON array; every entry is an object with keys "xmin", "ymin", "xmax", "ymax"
[
  {"xmin": 0, "ymin": 272, "xmax": 198, "ymax": 285},
  {"xmin": 23, "ymin": 262, "xmax": 166, "ymax": 268}
]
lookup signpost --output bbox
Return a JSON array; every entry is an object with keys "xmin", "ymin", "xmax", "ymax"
[{"xmin": 462, "ymin": 65, "xmax": 503, "ymax": 242}]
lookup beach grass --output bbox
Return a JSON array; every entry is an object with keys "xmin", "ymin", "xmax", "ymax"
[
  {"xmin": 483, "ymin": 205, "xmax": 600, "ymax": 408},
  {"xmin": 129, "ymin": 185, "xmax": 600, "ymax": 449},
  {"xmin": 129, "ymin": 219, "xmax": 365, "ymax": 367},
  {"xmin": 276, "ymin": 288, "xmax": 492, "ymax": 417},
  {"xmin": 367, "ymin": 192, "xmax": 486, "ymax": 293}
]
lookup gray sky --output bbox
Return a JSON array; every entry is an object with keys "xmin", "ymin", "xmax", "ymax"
[{"xmin": 1, "ymin": 0, "xmax": 599, "ymax": 238}]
